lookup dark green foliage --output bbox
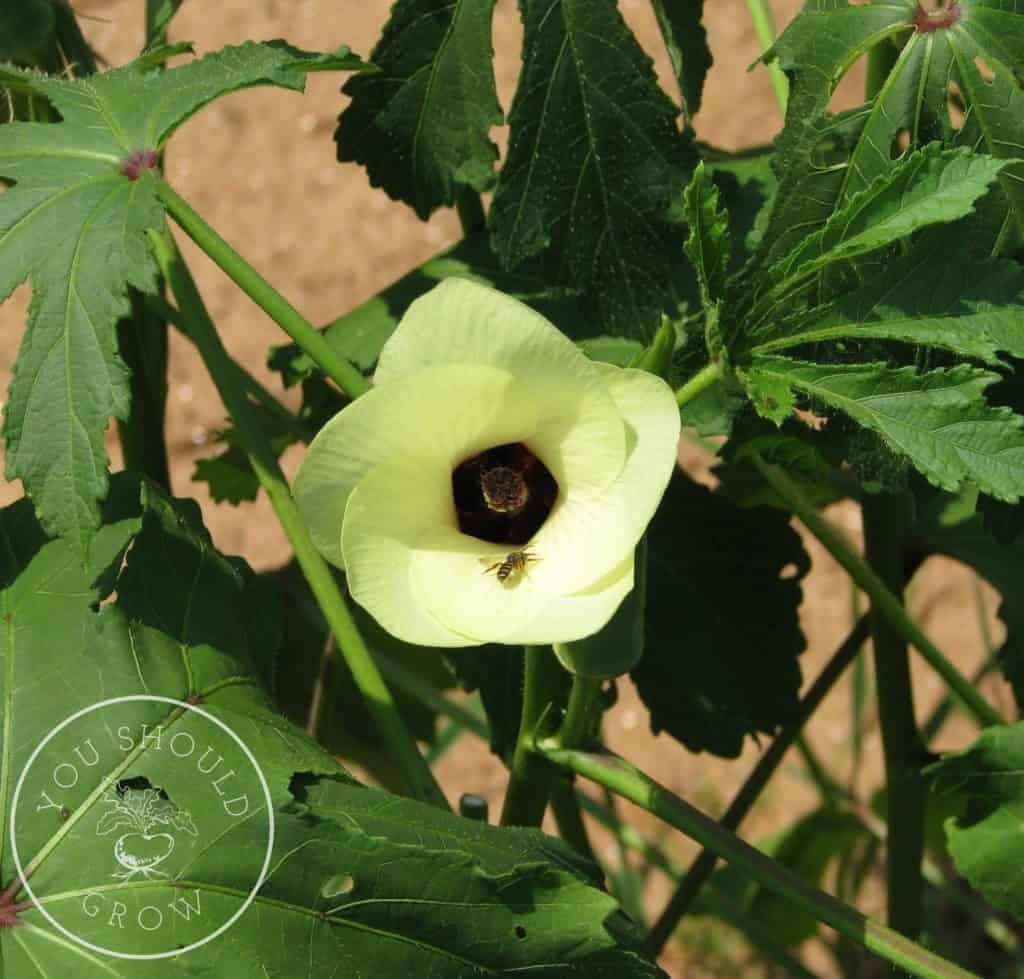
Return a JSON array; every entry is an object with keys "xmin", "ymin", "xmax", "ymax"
[
  {"xmin": 650, "ymin": 0, "xmax": 712, "ymax": 116},
  {"xmin": 489, "ymin": 0, "xmax": 696, "ymax": 337},
  {"xmin": 445, "ymin": 646, "xmax": 528, "ymax": 762},
  {"xmin": 0, "ymin": 41, "xmax": 370, "ymax": 552},
  {"xmin": 632, "ymin": 470, "xmax": 809, "ymax": 757},
  {"xmin": 336, "ymin": 0, "xmax": 502, "ymax": 219}
]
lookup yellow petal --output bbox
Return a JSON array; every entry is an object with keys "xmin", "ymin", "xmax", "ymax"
[
  {"xmin": 527, "ymin": 365, "xmax": 681, "ymax": 595},
  {"xmin": 410, "ymin": 526, "xmax": 634, "ymax": 645},
  {"xmin": 341, "ymin": 458, "xmax": 476, "ymax": 647},
  {"xmin": 377, "ymin": 277, "xmax": 627, "ymax": 497},
  {"xmin": 377, "ymin": 278, "xmax": 596, "ymax": 387},
  {"xmin": 294, "ymin": 363, "xmax": 540, "ymax": 568}
]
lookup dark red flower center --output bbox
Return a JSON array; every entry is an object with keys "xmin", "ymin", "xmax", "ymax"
[{"xmin": 452, "ymin": 442, "xmax": 558, "ymax": 546}]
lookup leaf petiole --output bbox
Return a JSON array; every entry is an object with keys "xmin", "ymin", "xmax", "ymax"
[
  {"xmin": 150, "ymin": 176, "xmax": 371, "ymax": 401},
  {"xmin": 674, "ymin": 361, "xmax": 722, "ymax": 408},
  {"xmin": 751, "ymin": 452, "xmax": 1004, "ymax": 729},
  {"xmin": 149, "ymin": 228, "xmax": 448, "ymax": 810},
  {"xmin": 540, "ymin": 743, "xmax": 982, "ymax": 979}
]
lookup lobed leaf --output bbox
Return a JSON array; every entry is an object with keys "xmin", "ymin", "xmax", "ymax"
[
  {"xmin": 683, "ymin": 161, "xmax": 731, "ymax": 310},
  {"xmin": 744, "ymin": 357, "xmax": 1024, "ymax": 502},
  {"xmin": 0, "ymin": 477, "xmax": 661, "ymax": 975},
  {"xmin": 632, "ymin": 470, "xmax": 808, "ymax": 758},
  {"xmin": 929, "ymin": 721, "xmax": 1024, "ymax": 922},
  {"xmin": 336, "ymin": 0, "xmax": 502, "ymax": 219},
  {"xmin": 762, "ymin": 0, "xmax": 1024, "ymax": 259},
  {"xmin": 0, "ymin": 42, "xmax": 368, "ymax": 551},
  {"xmin": 764, "ymin": 145, "xmax": 1006, "ymax": 294},
  {"xmin": 489, "ymin": 0, "xmax": 696, "ymax": 338},
  {"xmin": 746, "ymin": 239, "xmax": 1024, "ymax": 364}
]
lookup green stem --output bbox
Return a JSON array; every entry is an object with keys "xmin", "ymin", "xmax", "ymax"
[
  {"xmin": 151, "ymin": 178, "xmax": 371, "ymax": 401},
  {"xmin": 751, "ymin": 453, "xmax": 1003, "ymax": 728},
  {"xmin": 796, "ymin": 734, "xmax": 844, "ymax": 806},
  {"xmin": 549, "ymin": 779, "xmax": 597, "ymax": 861},
  {"xmin": 541, "ymin": 744, "xmax": 980, "ymax": 979},
  {"xmin": 546, "ymin": 674, "xmax": 604, "ymax": 855},
  {"xmin": 863, "ymin": 493, "xmax": 925, "ymax": 941},
  {"xmin": 559, "ymin": 676, "xmax": 604, "ymax": 749},
  {"xmin": 923, "ymin": 654, "xmax": 999, "ymax": 745},
  {"xmin": 646, "ymin": 614, "xmax": 871, "ymax": 954},
  {"xmin": 577, "ymin": 791, "xmax": 681, "ymax": 880},
  {"xmin": 148, "ymin": 294, "xmax": 311, "ymax": 442},
  {"xmin": 674, "ymin": 361, "xmax": 722, "ymax": 408},
  {"xmin": 745, "ymin": 0, "xmax": 788, "ymax": 117},
  {"xmin": 500, "ymin": 647, "xmax": 564, "ymax": 827},
  {"xmin": 149, "ymin": 229, "xmax": 448, "ymax": 810}
]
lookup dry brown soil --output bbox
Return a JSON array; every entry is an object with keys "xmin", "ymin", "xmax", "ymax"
[{"xmin": 0, "ymin": 3, "xmax": 1009, "ymax": 977}]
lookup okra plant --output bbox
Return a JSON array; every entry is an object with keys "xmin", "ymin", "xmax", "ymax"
[{"xmin": 0, "ymin": 0, "xmax": 1023, "ymax": 976}]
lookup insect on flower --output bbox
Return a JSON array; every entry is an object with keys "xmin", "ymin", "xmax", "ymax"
[
  {"xmin": 294, "ymin": 278, "xmax": 681, "ymax": 647},
  {"xmin": 480, "ymin": 548, "xmax": 540, "ymax": 584}
]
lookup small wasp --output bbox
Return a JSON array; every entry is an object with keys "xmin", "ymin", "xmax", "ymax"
[{"xmin": 480, "ymin": 548, "xmax": 540, "ymax": 584}]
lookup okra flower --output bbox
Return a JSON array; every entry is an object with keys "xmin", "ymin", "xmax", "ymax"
[{"xmin": 294, "ymin": 279, "xmax": 680, "ymax": 647}]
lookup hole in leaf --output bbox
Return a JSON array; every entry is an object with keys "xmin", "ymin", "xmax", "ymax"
[
  {"xmin": 116, "ymin": 774, "xmax": 169, "ymax": 801},
  {"xmin": 320, "ymin": 874, "xmax": 355, "ymax": 899},
  {"xmin": 514, "ymin": 925, "xmax": 528, "ymax": 940},
  {"xmin": 947, "ymin": 80, "xmax": 965, "ymax": 130},
  {"xmin": 974, "ymin": 56, "xmax": 995, "ymax": 82},
  {"xmin": 779, "ymin": 562, "xmax": 800, "ymax": 581},
  {"xmin": 826, "ymin": 52, "xmax": 869, "ymax": 117},
  {"xmin": 890, "ymin": 128, "xmax": 911, "ymax": 159}
]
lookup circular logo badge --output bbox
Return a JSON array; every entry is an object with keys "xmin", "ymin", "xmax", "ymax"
[{"xmin": 9, "ymin": 695, "xmax": 274, "ymax": 960}]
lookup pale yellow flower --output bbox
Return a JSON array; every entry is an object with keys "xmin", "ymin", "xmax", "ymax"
[{"xmin": 294, "ymin": 279, "xmax": 680, "ymax": 647}]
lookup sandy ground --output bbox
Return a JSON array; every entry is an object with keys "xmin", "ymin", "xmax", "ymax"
[{"xmin": 0, "ymin": 2, "xmax": 1009, "ymax": 976}]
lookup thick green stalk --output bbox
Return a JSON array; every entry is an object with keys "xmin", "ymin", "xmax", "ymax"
[
  {"xmin": 923, "ymin": 655, "xmax": 999, "ymax": 744},
  {"xmin": 646, "ymin": 615, "xmax": 871, "ymax": 954},
  {"xmin": 540, "ymin": 744, "xmax": 980, "ymax": 979},
  {"xmin": 152, "ymin": 178, "xmax": 371, "ymax": 401},
  {"xmin": 500, "ymin": 647, "xmax": 565, "ymax": 827},
  {"xmin": 549, "ymin": 779, "xmax": 597, "ymax": 861},
  {"xmin": 546, "ymin": 674, "xmax": 604, "ymax": 855},
  {"xmin": 751, "ymin": 454, "xmax": 1003, "ymax": 728},
  {"xmin": 150, "ymin": 293, "xmax": 313, "ymax": 443},
  {"xmin": 863, "ymin": 493, "xmax": 925, "ymax": 941},
  {"xmin": 674, "ymin": 361, "xmax": 721, "ymax": 408},
  {"xmin": 559, "ymin": 676, "xmax": 604, "ymax": 749},
  {"xmin": 149, "ymin": 229, "xmax": 447, "ymax": 810},
  {"xmin": 577, "ymin": 791, "xmax": 681, "ymax": 879},
  {"xmin": 745, "ymin": 0, "xmax": 788, "ymax": 117}
]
